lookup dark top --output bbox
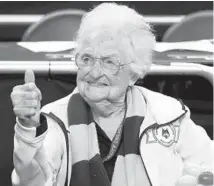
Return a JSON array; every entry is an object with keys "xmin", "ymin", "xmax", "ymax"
[{"xmin": 95, "ymin": 123, "xmax": 119, "ymax": 182}]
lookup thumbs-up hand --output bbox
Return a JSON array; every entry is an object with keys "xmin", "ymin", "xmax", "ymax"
[{"xmin": 11, "ymin": 69, "xmax": 42, "ymax": 128}]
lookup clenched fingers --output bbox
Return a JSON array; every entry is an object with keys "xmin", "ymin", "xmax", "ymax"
[
  {"xmin": 13, "ymin": 107, "xmax": 36, "ymax": 117},
  {"xmin": 12, "ymin": 99, "xmax": 39, "ymax": 108},
  {"xmin": 183, "ymin": 163, "xmax": 201, "ymax": 178},
  {"xmin": 175, "ymin": 175, "xmax": 197, "ymax": 186},
  {"xmin": 12, "ymin": 83, "xmax": 42, "ymax": 100}
]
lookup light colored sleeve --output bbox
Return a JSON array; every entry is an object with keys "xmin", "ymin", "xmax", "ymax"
[
  {"xmin": 175, "ymin": 109, "xmax": 214, "ymax": 171},
  {"xmin": 12, "ymin": 116, "xmax": 63, "ymax": 186}
]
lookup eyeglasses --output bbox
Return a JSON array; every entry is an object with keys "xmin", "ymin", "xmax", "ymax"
[{"xmin": 75, "ymin": 53, "xmax": 131, "ymax": 75}]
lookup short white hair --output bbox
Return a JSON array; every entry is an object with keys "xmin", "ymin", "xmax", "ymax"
[{"xmin": 75, "ymin": 3, "xmax": 156, "ymax": 79}]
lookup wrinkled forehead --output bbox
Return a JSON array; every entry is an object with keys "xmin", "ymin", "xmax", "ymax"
[{"xmin": 76, "ymin": 30, "xmax": 128, "ymax": 58}]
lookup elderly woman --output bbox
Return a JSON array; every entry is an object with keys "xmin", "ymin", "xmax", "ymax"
[{"xmin": 11, "ymin": 3, "xmax": 213, "ymax": 186}]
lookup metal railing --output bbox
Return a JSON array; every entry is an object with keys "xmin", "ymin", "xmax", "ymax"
[
  {"xmin": 0, "ymin": 15, "xmax": 184, "ymax": 26},
  {"xmin": 0, "ymin": 61, "xmax": 212, "ymax": 85}
]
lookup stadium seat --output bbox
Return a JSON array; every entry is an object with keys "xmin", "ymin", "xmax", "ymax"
[
  {"xmin": 162, "ymin": 10, "xmax": 213, "ymax": 42},
  {"xmin": 22, "ymin": 9, "xmax": 86, "ymax": 41}
]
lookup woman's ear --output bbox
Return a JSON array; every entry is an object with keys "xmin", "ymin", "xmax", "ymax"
[{"xmin": 128, "ymin": 70, "xmax": 139, "ymax": 86}]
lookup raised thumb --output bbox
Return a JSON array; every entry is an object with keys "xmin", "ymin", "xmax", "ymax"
[{"xmin": 24, "ymin": 69, "xmax": 35, "ymax": 84}]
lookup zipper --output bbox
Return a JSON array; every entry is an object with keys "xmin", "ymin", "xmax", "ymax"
[
  {"xmin": 42, "ymin": 112, "xmax": 70, "ymax": 186},
  {"xmin": 137, "ymin": 97, "xmax": 188, "ymax": 186},
  {"xmin": 138, "ymin": 110, "xmax": 188, "ymax": 186},
  {"xmin": 139, "ymin": 124, "xmax": 158, "ymax": 186}
]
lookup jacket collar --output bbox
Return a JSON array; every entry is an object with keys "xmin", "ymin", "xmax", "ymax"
[
  {"xmin": 48, "ymin": 86, "xmax": 187, "ymax": 129},
  {"xmin": 137, "ymin": 86, "xmax": 187, "ymax": 126}
]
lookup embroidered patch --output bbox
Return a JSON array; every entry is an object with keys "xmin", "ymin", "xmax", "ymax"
[{"xmin": 146, "ymin": 124, "xmax": 179, "ymax": 147}]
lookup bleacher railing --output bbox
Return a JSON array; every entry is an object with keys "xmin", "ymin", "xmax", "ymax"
[
  {"xmin": 0, "ymin": 15, "xmax": 184, "ymax": 26},
  {"xmin": 0, "ymin": 61, "xmax": 213, "ymax": 85}
]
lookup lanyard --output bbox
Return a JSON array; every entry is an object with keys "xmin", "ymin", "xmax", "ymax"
[{"xmin": 102, "ymin": 95, "xmax": 128, "ymax": 163}]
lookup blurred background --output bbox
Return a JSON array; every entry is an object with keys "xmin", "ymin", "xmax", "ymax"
[
  {"xmin": 0, "ymin": 1, "xmax": 213, "ymax": 186},
  {"xmin": 0, "ymin": 1, "xmax": 213, "ymax": 41}
]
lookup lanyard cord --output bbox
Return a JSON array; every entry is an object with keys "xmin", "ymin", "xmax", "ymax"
[{"xmin": 102, "ymin": 93, "xmax": 128, "ymax": 163}]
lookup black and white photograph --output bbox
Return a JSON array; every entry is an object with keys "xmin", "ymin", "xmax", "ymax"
[{"xmin": 0, "ymin": 1, "xmax": 213, "ymax": 186}]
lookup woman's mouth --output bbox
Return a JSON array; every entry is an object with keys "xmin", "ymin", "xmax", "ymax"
[{"xmin": 87, "ymin": 81, "xmax": 108, "ymax": 87}]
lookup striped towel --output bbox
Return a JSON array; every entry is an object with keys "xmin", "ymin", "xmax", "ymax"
[{"xmin": 67, "ymin": 86, "xmax": 151, "ymax": 186}]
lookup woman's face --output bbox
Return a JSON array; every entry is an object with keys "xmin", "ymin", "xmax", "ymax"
[{"xmin": 76, "ymin": 37, "xmax": 133, "ymax": 104}]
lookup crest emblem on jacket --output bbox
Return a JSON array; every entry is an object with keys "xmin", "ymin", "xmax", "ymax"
[{"xmin": 146, "ymin": 123, "xmax": 180, "ymax": 147}]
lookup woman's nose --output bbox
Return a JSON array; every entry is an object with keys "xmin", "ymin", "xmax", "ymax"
[{"xmin": 89, "ymin": 60, "xmax": 103, "ymax": 78}]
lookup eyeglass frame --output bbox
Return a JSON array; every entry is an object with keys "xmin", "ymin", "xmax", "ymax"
[{"xmin": 75, "ymin": 52, "xmax": 133, "ymax": 75}]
